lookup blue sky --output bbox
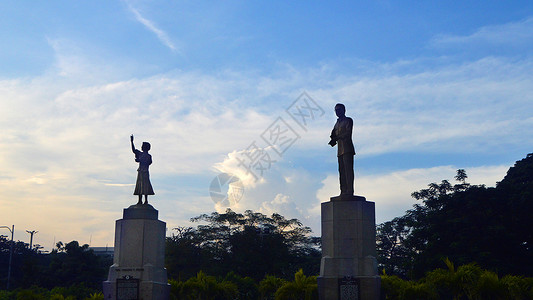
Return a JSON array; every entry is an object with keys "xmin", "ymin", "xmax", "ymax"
[{"xmin": 0, "ymin": 1, "xmax": 532, "ymax": 250}]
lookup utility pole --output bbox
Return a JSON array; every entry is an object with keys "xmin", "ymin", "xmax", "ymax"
[
  {"xmin": 26, "ymin": 230, "xmax": 38, "ymax": 250},
  {"xmin": 1, "ymin": 225, "xmax": 14, "ymax": 290}
]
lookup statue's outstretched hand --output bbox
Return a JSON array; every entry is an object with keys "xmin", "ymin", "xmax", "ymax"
[{"xmin": 130, "ymin": 134, "xmax": 134, "ymax": 142}]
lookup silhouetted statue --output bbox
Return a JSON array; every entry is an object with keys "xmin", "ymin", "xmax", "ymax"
[
  {"xmin": 328, "ymin": 103, "xmax": 355, "ymax": 195},
  {"xmin": 130, "ymin": 135, "xmax": 155, "ymax": 205}
]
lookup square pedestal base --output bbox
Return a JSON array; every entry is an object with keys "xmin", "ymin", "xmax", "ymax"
[
  {"xmin": 103, "ymin": 204, "xmax": 170, "ymax": 300},
  {"xmin": 319, "ymin": 198, "xmax": 380, "ymax": 300}
]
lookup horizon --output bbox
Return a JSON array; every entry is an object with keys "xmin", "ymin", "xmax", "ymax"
[{"xmin": 1, "ymin": 1, "xmax": 532, "ymax": 250}]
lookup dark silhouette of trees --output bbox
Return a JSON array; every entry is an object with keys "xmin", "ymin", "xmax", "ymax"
[
  {"xmin": 166, "ymin": 209, "xmax": 321, "ymax": 281},
  {"xmin": 0, "ymin": 237, "xmax": 46, "ymax": 288},
  {"xmin": 45, "ymin": 241, "xmax": 109, "ymax": 289},
  {"xmin": 0, "ymin": 239, "xmax": 111, "ymax": 290},
  {"xmin": 2, "ymin": 210, "xmax": 318, "ymax": 291},
  {"xmin": 377, "ymin": 153, "xmax": 533, "ymax": 279}
]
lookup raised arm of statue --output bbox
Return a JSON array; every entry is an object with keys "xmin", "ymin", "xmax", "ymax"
[{"xmin": 130, "ymin": 134, "xmax": 137, "ymax": 154}]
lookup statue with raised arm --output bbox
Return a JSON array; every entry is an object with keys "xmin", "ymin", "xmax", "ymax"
[
  {"xmin": 328, "ymin": 103, "xmax": 356, "ymax": 196},
  {"xmin": 130, "ymin": 134, "xmax": 155, "ymax": 205}
]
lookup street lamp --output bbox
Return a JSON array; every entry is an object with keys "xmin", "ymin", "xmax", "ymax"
[
  {"xmin": 0, "ymin": 225, "xmax": 14, "ymax": 290},
  {"xmin": 26, "ymin": 230, "xmax": 38, "ymax": 251}
]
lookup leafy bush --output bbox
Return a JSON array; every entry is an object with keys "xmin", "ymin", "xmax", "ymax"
[
  {"xmin": 0, "ymin": 284, "xmax": 102, "ymax": 300},
  {"xmin": 259, "ymin": 275, "xmax": 287, "ymax": 299},
  {"xmin": 382, "ymin": 259, "xmax": 533, "ymax": 300},
  {"xmin": 274, "ymin": 269, "xmax": 317, "ymax": 300},
  {"xmin": 170, "ymin": 271, "xmax": 238, "ymax": 300},
  {"xmin": 223, "ymin": 272, "xmax": 259, "ymax": 299}
]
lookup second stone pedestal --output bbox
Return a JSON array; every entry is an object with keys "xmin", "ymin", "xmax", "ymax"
[
  {"xmin": 103, "ymin": 204, "xmax": 170, "ymax": 300},
  {"xmin": 317, "ymin": 195, "xmax": 380, "ymax": 300}
]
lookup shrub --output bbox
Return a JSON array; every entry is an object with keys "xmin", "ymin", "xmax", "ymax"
[
  {"xmin": 275, "ymin": 269, "xmax": 317, "ymax": 300},
  {"xmin": 501, "ymin": 275, "xmax": 533, "ymax": 300},
  {"xmin": 224, "ymin": 272, "xmax": 259, "ymax": 300},
  {"xmin": 84, "ymin": 292, "xmax": 104, "ymax": 300},
  {"xmin": 170, "ymin": 271, "xmax": 238, "ymax": 300},
  {"xmin": 400, "ymin": 281, "xmax": 437, "ymax": 300},
  {"xmin": 260, "ymin": 275, "xmax": 286, "ymax": 300},
  {"xmin": 381, "ymin": 274, "xmax": 407, "ymax": 299},
  {"xmin": 382, "ymin": 260, "xmax": 533, "ymax": 300}
]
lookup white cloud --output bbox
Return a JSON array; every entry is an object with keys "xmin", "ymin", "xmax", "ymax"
[
  {"xmin": 322, "ymin": 57, "xmax": 533, "ymax": 156},
  {"xmin": 317, "ymin": 164, "xmax": 510, "ymax": 225},
  {"xmin": 430, "ymin": 17, "xmax": 533, "ymax": 48},
  {"xmin": 259, "ymin": 193, "xmax": 303, "ymax": 218},
  {"xmin": 125, "ymin": 2, "xmax": 179, "ymax": 52}
]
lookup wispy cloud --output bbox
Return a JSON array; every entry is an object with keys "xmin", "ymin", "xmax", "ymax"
[
  {"xmin": 125, "ymin": 2, "xmax": 178, "ymax": 52},
  {"xmin": 430, "ymin": 17, "xmax": 533, "ymax": 48}
]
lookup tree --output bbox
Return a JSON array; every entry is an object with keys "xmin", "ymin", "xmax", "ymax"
[
  {"xmin": 44, "ymin": 241, "xmax": 109, "ymax": 289},
  {"xmin": 376, "ymin": 216, "xmax": 413, "ymax": 277},
  {"xmin": 377, "ymin": 154, "xmax": 533, "ymax": 278},
  {"xmin": 166, "ymin": 209, "xmax": 321, "ymax": 281},
  {"xmin": 166, "ymin": 226, "xmax": 209, "ymax": 280},
  {"xmin": 0, "ymin": 238, "xmax": 111, "ymax": 291}
]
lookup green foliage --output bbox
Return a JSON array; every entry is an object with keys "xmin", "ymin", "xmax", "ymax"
[
  {"xmin": 400, "ymin": 281, "xmax": 437, "ymax": 300},
  {"xmin": 169, "ymin": 271, "xmax": 238, "ymax": 300},
  {"xmin": 47, "ymin": 283, "xmax": 99, "ymax": 300},
  {"xmin": 50, "ymin": 294, "xmax": 76, "ymax": 300},
  {"xmin": 14, "ymin": 286, "xmax": 49, "ymax": 300},
  {"xmin": 0, "ymin": 238, "xmax": 111, "ymax": 290},
  {"xmin": 0, "ymin": 284, "xmax": 103, "ymax": 300},
  {"xmin": 169, "ymin": 270, "xmax": 315, "ymax": 300},
  {"xmin": 84, "ymin": 293, "xmax": 104, "ymax": 300},
  {"xmin": 274, "ymin": 269, "xmax": 317, "ymax": 300},
  {"xmin": 45, "ymin": 242, "xmax": 109, "ymax": 289},
  {"xmin": 166, "ymin": 209, "xmax": 320, "ymax": 280},
  {"xmin": 259, "ymin": 275, "xmax": 287, "ymax": 299},
  {"xmin": 376, "ymin": 216, "xmax": 413, "ymax": 277},
  {"xmin": 382, "ymin": 260, "xmax": 533, "ymax": 300},
  {"xmin": 377, "ymin": 154, "xmax": 533, "ymax": 278},
  {"xmin": 223, "ymin": 272, "xmax": 259, "ymax": 299}
]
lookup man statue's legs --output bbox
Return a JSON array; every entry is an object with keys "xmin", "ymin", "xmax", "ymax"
[
  {"xmin": 338, "ymin": 154, "xmax": 354, "ymax": 195},
  {"xmin": 345, "ymin": 154, "xmax": 354, "ymax": 195},
  {"xmin": 338, "ymin": 156, "xmax": 346, "ymax": 194}
]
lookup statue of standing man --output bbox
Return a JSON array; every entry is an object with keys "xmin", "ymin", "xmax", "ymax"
[
  {"xmin": 131, "ymin": 134, "xmax": 155, "ymax": 205},
  {"xmin": 328, "ymin": 103, "xmax": 355, "ymax": 196}
]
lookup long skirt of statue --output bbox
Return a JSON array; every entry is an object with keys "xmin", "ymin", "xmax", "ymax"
[{"xmin": 134, "ymin": 170, "xmax": 155, "ymax": 196}]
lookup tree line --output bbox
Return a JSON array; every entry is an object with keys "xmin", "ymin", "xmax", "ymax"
[
  {"xmin": 166, "ymin": 209, "xmax": 321, "ymax": 281},
  {"xmin": 377, "ymin": 153, "xmax": 533, "ymax": 279},
  {"xmin": 0, "ymin": 209, "xmax": 321, "ymax": 297}
]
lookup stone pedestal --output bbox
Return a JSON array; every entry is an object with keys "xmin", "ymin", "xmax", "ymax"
[
  {"xmin": 103, "ymin": 204, "xmax": 170, "ymax": 300},
  {"xmin": 317, "ymin": 195, "xmax": 380, "ymax": 300}
]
